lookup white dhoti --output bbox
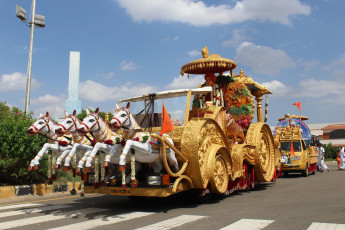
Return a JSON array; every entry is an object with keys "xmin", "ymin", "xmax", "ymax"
[
  {"xmin": 318, "ymin": 146, "xmax": 328, "ymax": 172},
  {"xmin": 319, "ymin": 159, "xmax": 328, "ymax": 171}
]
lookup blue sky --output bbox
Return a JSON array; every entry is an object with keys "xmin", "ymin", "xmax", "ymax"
[{"xmin": 1, "ymin": 0, "xmax": 344, "ymax": 126}]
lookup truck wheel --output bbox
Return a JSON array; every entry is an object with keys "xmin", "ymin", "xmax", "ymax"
[
  {"xmin": 210, "ymin": 154, "xmax": 228, "ymax": 194},
  {"xmin": 303, "ymin": 164, "xmax": 309, "ymax": 177}
]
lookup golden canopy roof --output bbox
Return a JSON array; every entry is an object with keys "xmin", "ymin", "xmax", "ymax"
[
  {"xmin": 278, "ymin": 114, "xmax": 309, "ymax": 121},
  {"xmin": 234, "ymin": 69, "xmax": 272, "ymax": 96},
  {"xmin": 180, "ymin": 46, "xmax": 237, "ymax": 76}
]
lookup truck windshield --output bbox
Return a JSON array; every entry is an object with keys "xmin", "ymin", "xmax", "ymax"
[{"xmin": 281, "ymin": 141, "xmax": 302, "ymax": 152}]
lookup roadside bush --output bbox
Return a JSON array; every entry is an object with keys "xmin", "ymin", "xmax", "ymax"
[
  {"xmin": 323, "ymin": 143, "xmax": 338, "ymax": 159},
  {"xmin": 0, "ymin": 102, "xmax": 47, "ymax": 185}
]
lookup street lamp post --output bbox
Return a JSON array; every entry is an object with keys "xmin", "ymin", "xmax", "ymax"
[{"xmin": 16, "ymin": 0, "xmax": 45, "ymax": 115}]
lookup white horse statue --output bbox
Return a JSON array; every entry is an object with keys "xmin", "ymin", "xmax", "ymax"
[
  {"xmin": 55, "ymin": 110, "xmax": 95, "ymax": 174},
  {"xmin": 27, "ymin": 112, "xmax": 72, "ymax": 182},
  {"xmin": 109, "ymin": 102, "xmax": 180, "ymax": 190},
  {"xmin": 78, "ymin": 108, "xmax": 123, "ymax": 173}
]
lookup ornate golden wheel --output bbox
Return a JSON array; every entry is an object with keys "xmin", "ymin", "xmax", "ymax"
[
  {"xmin": 246, "ymin": 123, "xmax": 275, "ymax": 182},
  {"xmin": 210, "ymin": 154, "xmax": 229, "ymax": 194}
]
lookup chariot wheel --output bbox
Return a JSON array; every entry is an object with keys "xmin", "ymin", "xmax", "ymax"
[
  {"xmin": 210, "ymin": 154, "xmax": 229, "ymax": 194},
  {"xmin": 246, "ymin": 123, "xmax": 275, "ymax": 182}
]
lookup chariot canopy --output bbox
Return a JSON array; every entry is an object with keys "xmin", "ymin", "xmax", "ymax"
[
  {"xmin": 119, "ymin": 87, "xmax": 212, "ymax": 103},
  {"xmin": 278, "ymin": 114, "xmax": 309, "ymax": 121},
  {"xmin": 180, "ymin": 46, "xmax": 237, "ymax": 76}
]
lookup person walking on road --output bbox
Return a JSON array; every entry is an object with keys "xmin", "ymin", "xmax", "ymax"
[
  {"xmin": 337, "ymin": 148, "xmax": 341, "ymax": 169},
  {"xmin": 339, "ymin": 147, "xmax": 345, "ymax": 170},
  {"xmin": 318, "ymin": 143, "xmax": 329, "ymax": 173}
]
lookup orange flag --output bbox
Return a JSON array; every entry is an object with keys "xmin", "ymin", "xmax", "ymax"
[
  {"xmin": 159, "ymin": 104, "xmax": 174, "ymax": 136},
  {"xmin": 290, "ymin": 141, "xmax": 295, "ymax": 156},
  {"xmin": 293, "ymin": 102, "xmax": 301, "ymax": 112}
]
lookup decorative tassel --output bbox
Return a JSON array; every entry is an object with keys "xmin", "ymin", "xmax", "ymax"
[
  {"xmin": 52, "ymin": 155, "xmax": 56, "ymax": 176},
  {"xmin": 48, "ymin": 154, "xmax": 52, "ymax": 179},
  {"xmin": 264, "ymin": 94, "xmax": 268, "ymax": 123},
  {"xmin": 121, "ymin": 170, "xmax": 126, "ymax": 190},
  {"xmin": 100, "ymin": 152, "xmax": 105, "ymax": 186},
  {"xmin": 95, "ymin": 154, "xmax": 99, "ymax": 183},
  {"xmin": 130, "ymin": 154, "xmax": 137, "ymax": 187}
]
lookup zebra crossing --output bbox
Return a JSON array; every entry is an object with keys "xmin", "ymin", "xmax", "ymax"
[{"xmin": 0, "ymin": 203, "xmax": 344, "ymax": 230}]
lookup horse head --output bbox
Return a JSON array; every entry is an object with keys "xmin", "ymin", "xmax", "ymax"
[
  {"xmin": 56, "ymin": 110, "xmax": 80, "ymax": 137},
  {"xmin": 78, "ymin": 108, "xmax": 102, "ymax": 135},
  {"xmin": 27, "ymin": 112, "xmax": 56, "ymax": 137},
  {"xmin": 110, "ymin": 102, "xmax": 132, "ymax": 131}
]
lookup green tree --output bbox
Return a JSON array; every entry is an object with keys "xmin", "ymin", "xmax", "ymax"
[
  {"xmin": 0, "ymin": 102, "xmax": 47, "ymax": 185},
  {"xmin": 77, "ymin": 109, "xmax": 113, "ymax": 123},
  {"xmin": 323, "ymin": 143, "xmax": 338, "ymax": 159}
]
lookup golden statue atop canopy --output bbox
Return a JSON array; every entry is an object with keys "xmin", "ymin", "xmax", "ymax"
[{"xmin": 180, "ymin": 46, "xmax": 237, "ymax": 76}]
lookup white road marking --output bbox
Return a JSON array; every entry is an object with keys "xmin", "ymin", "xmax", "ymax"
[
  {"xmin": 48, "ymin": 211, "xmax": 156, "ymax": 230},
  {"xmin": 307, "ymin": 222, "xmax": 345, "ymax": 230},
  {"xmin": 0, "ymin": 203, "xmax": 41, "ymax": 211},
  {"xmin": 0, "ymin": 205, "xmax": 71, "ymax": 218},
  {"xmin": 0, "ymin": 208, "xmax": 108, "ymax": 229},
  {"xmin": 134, "ymin": 215, "xmax": 207, "ymax": 230},
  {"xmin": 220, "ymin": 218, "xmax": 274, "ymax": 230}
]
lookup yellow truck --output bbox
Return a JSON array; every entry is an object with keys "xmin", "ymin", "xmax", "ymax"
[{"xmin": 274, "ymin": 114, "xmax": 318, "ymax": 176}]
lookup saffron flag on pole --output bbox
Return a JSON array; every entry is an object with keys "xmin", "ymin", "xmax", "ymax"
[
  {"xmin": 290, "ymin": 141, "xmax": 295, "ymax": 156},
  {"xmin": 159, "ymin": 104, "xmax": 174, "ymax": 136},
  {"xmin": 293, "ymin": 102, "xmax": 301, "ymax": 112}
]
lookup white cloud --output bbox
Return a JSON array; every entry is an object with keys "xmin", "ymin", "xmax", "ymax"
[
  {"xmin": 79, "ymin": 80, "xmax": 158, "ymax": 102},
  {"xmin": 31, "ymin": 94, "xmax": 66, "ymax": 119},
  {"xmin": 120, "ymin": 61, "xmax": 137, "ymax": 70},
  {"xmin": 262, "ymin": 80, "xmax": 290, "ymax": 97},
  {"xmin": 99, "ymin": 72, "xmax": 115, "ymax": 79},
  {"xmin": 330, "ymin": 54, "xmax": 345, "ymax": 67},
  {"xmin": 222, "ymin": 29, "xmax": 247, "ymax": 47},
  {"xmin": 0, "ymin": 72, "xmax": 41, "ymax": 91},
  {"xmin": 187, "ymin": 50, "xmax": 200, "ymax": 57},
  {"xmin": 161, "ymin": 36, "xmax": 179, "ymax": 42},
  {"xmin": 33, "ymin": 104, "xmax": 66, "ymax": 120},
  {"xmin": 236, "ymin": 42, "xmax": 295, "ymax": 76},
  {"xmin": 31, "ymin": 94, "xmax": 65, "ymax": 105},
  {"xmin": 164, "ymin": 75, "xmax": 204, "ymax": 90},
  {"xmin": 115, "ymin": 0, "xmax": 311, "ymax": 27},
  {"xmin": 298, "ymin": 60, "xmax": 319, "ymax": 72},
  {"xmin": 297, "ymin": 79, "xmax": 343, "ymax": 98}
]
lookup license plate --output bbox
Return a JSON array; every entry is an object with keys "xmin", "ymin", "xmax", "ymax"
[
  {"xmin": 110, "ymin": 187, "xmax": 131, "ymax": 195},
  {"xmin": 292, "ymin": 156, "xmax": 300, "ymax": 161}
]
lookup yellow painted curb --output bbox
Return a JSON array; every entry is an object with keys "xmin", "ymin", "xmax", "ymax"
[
  {"xmin": 0, "ymin": 182, "xmax": 82, "ymax": 198},
  {"xmin": 0, "ymin": 186, "xmax": 15, "ymax": 198},
  {"xmin": 33, "ymin": 184, "xmax": 53, "ymax": 195}
]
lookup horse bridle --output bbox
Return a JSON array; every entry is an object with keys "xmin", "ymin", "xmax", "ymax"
[
  {"xmin": 59, "ymin": 116, "xmax": 78, "ymax": 134},
  {"xmin": 30, "ymin": 117, "xmax": 50, "ymax": 134},
  {"xmin": 113, "ymin": 108, "xmax": 132, "ymax": 130},
  {"xmin": 81, "ymin": 114, "xmax": 101, "ymax": 133}
]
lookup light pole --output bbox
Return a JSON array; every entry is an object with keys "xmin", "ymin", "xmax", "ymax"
[{"xmin": 16, "ymin": 1, "xmax": 45, "ymax": 115}]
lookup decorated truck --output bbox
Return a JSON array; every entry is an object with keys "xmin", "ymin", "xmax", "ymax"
[
  {"xmin": 75, "ymin": 46, "xmax": 281, "ymax": 198},
  {"xmin": 273, "ymin": 114, "xmax": 318, "ymax": 176}
]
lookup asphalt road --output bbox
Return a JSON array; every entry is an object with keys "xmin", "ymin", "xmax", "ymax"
[{"xmin": 0, "ymin": 161, "xmax": 344, "ymax": 230}]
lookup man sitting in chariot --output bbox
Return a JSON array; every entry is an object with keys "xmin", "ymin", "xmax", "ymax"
[{"xmin": 192, "ymin": 72, "xmax": 225, "ymax": 110}]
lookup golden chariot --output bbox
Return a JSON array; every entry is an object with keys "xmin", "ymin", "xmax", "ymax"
[{"xmin": 83, "ymin": 47, "xmax": 281, "ymax": 198}]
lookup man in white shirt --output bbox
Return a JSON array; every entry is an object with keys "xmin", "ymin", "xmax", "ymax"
[{"xmin": 318, "ymin": 143, "xmax": 329, "ymax": 172}]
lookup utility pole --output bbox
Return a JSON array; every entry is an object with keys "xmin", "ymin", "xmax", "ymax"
[{"xmin": 16, "ymin": 1, "xmax": 45, "ymax": 115}]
